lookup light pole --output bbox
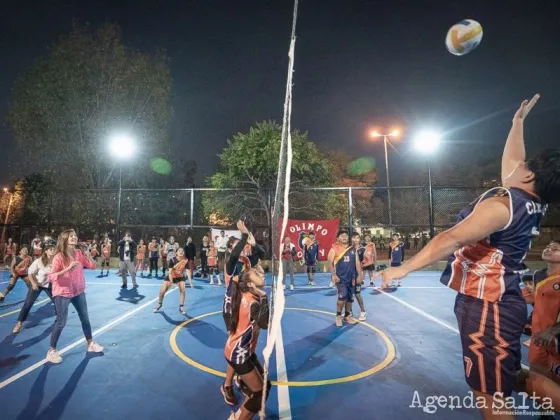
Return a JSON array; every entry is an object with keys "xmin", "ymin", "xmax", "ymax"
[
  {"xmin": 1, "ymin": 188, "xmax": 14, "ymax": 248},
  {"xmin": 413, "ymin": 130, "xmax": 441, "ymax": 239},
  {"xmin": 109, "ymin": 134, "xmax": 135, "ymax": 241},
  {"xmin": 371, "ymin": 129, "xmax": 399, "ymax": 231}
]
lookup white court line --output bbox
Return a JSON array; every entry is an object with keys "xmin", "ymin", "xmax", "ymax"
[
  {"xmin": 377, "ymin": 289, "xmax": 529, "ymax": 370},
  {"xmin": 275, "ymin": 323, "xmax": 292, "ymax": 420},
  {"xmin": 0, "ymin": 288, "xmax": 177, "ymax": 390},
  {"xmin": 87, "ymin": 282, "xmax": 161, "ymax": 286}
]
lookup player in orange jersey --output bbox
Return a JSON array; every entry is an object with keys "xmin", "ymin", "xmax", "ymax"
[
  {"xmin": 224, "ymin": 267, "xmax": 270, "ymax": 420},
  {"xmin": 522, "ymin": 240, "xmax": 560, "ymax": 412},
  {"xmin": 136, "ymin": 239, "xmax": 146, "ymax": 277},
  {"xmin": 153, "ymin": 248, "xmax": 189, "ymax": 315},
  {"xmin": 100, "ymin": 238, "xmax": 111, "ymax": 277},
  {"xmin": 0, "ymin": 247, "xmax": 32, "ymax": 301}
]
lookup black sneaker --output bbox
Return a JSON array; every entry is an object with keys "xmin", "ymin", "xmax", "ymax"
[
  {"xmin": 121, "ymin": 284, "xmax": 127, "ymax": 289},
  {"xmin": 220, "ymin": 383, "xmax": 237, "ymax": 406}
]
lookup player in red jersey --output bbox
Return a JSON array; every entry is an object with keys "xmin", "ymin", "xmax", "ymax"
[
  {"xmin": 376, "ymin": 95, "xmax": 560, "ymax": 419},
  {"xmin": 0, "ymin": 247, "xmax": 32, "ymax": 301}
]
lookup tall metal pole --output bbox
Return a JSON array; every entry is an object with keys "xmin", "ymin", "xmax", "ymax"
[
  {"xmin": 428, "ymin": 160, "xmax": 434, "ymax": 238},
  {"xmin": 384, "ymin": 135, "xmax": 393, "ymax": 233},
  {"xmin": 116, "ymin": 164, "xmax": 122, "ymax": 242},
  {"xmin": 348, "ymin": 187, "xmax": 353, "ymax": 234},
  {"xmin": 1, "ymin": 192, "xmax": 14, "ymax": 246}
]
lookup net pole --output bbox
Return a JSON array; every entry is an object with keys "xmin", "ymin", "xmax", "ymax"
[{"xmin": 260, "ymin": 1, "xmax": 299, "ymax": 419}]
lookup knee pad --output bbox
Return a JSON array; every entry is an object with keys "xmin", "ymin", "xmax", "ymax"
[{"xmin": 245, "ymin": 389, "xmax": 264, "ymax": 413}]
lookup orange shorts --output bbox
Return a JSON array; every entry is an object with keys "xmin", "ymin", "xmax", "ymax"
[{"xmin": 529, "ymin": 342, "xmax": 560, "ymax": 376}]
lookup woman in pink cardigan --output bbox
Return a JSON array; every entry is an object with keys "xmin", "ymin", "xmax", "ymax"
[{"xmin": 47, "ymin": 229, "xmax": 104, "ymax": 364}]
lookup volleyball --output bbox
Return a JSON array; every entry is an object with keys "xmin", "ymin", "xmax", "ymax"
[{"xmin": 445, "ymin": 19, "xmax": 483, "ymax": 56}]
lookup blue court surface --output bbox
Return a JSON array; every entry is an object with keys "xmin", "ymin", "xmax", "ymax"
[{"xmin": 0, "ymin": 269, "xmax": 554, "ymax": 419}]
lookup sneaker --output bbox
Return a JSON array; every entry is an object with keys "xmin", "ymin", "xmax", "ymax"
[
  {"xmin": 210, "ymin": 278, "xmax": 214, "ymax": 285},
  {"xmin": 221, "ymin": 383, "xmax": 238, "ymax": 406},
  {"xmin": 13, "ymin": 321, "xmax": 23, "ymax": 334},
  {"xmin": 311, "ymin": 281, "xmax": 316, "ymax": 286},
  {"xmin": 228, "ymin": 411, "xmax": 240, "ymax": 420},
  {"xmin": 358, "ymin": 312, "xmax": 367, "ymax": 321},
  {"xmin": 283, "ymin": 284, "xmax": 286, "ymax": 290},
  {"xmin": 47, "ymin": 349, "xmax": 62, "ymax": 364},
  {"xmin": 218, "ymin": 278, "xmax": 222, "ymax": 285},
  {"xmin": 335, "ymin": 315, "xmax": 343, "ymax": 327},
  {"xmin": 397, "ymin": 281, "xmax": 402, "ymax": 287},
  {"xmin": 344, "ymin": 316, "xmax": 357, "ymax": 325},
  {"xmin": 87, "ymin": 341, "xmax": 104, "ymax": 353},
  {"xmin": 121, "ymin": 284, "xmax": 127, "ymax": 289},
  {"xmin": 329, "ymin": 281, "xmax": 334, "ymax": 288},
  {"xmin": 0, "ymin": 292, "xmax": 4, "ymax": 302},
  {"xmin": 290, "ymin": 285, "xmax": 294, "ymax": 291},
  {"xmin": 179, "ymin": 305, "xmax": 186, "ymax": 315},
  {"xmin": 153, "ymin": 302, "xmax": 162, "ymax": 313}
]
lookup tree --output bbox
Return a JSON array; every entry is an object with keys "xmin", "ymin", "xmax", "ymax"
[
  {"xmin": 7, "ymin": 21, "xmax": 173, "ymax": 190},
  {"xmin": 203, "ymin": 121, "xmax": 338, "ymax": 228}
]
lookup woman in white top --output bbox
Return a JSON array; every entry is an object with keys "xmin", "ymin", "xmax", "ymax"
[{"xmin": 13, "ymin": 240, "xmax": 57, "ymax": 334}]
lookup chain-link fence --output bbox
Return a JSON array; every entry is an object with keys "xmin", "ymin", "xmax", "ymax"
[{"xmin": 1, "ymin": 186, "xmax": 558, "ymax": 257}]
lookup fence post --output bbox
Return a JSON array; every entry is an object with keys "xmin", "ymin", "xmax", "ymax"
[
  {"xmin": 190, "ymin": 188, "xmax": 194, "ymax": 228},
  {"xmin": 348, "ymin": 187, "xmax": 353, "ymax": 234}
]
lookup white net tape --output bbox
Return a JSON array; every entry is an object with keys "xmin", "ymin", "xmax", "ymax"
[{"xmin": 259, "ymin": 1, "xmax": 298, "ymax": 418}]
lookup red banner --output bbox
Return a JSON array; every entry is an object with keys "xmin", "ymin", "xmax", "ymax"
[{"xmin": 277, "ymin": 218, "xmax": 340, "ymax": 261}]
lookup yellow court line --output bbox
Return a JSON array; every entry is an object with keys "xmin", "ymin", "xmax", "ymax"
[
  {"xmin": 169, "ymin": 307, "xmax": 396, "ymax": 387},
  {"xmin": 0, "ymin": 298, "xmax": 50, "ymax": 319}
]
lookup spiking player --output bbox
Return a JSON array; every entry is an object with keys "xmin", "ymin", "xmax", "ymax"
[
  {"xmin": 299, "ymin": 231, "xmax": 319, "ymax": 286},
  {"xmin": 328, "ymin": 230, "xmax": 362, "ymax": 327},
  {"xmin": 377, "ymin": 94, "xmax": 560, "ymax": 419}
]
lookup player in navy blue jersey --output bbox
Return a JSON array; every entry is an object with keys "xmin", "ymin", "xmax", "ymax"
[
  {"xmin": 376, "ymin": 94, "xmax": 560, "ymax": 419},
  {"xmin": 351, "ymin": 232, "xmax": 367, "ymax": 321},
  {"xmin": 388, "ymin": 233, "xmax": 405, "ymax": 287},
  {"xmin": 328, "ymin": 230, "xmax": 362, "ymax": 327}
]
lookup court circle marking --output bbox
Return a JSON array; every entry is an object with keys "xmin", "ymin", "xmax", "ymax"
[{"xmin": 169, "ymin": 307, "xmax": 396, "ymax": 387}]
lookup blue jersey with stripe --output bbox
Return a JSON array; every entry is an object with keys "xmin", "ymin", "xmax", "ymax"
[
  {"xmin": 331, "ymin": 244, "xmax": 356, "ymax": 283},
  {"xmin": 440, "ymin": 187, "xmax": 546, "ymax": 302}
]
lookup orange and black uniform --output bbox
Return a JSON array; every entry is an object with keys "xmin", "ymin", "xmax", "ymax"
[
  {"xmin": 223, "ymin": 234, "xmax": 251, "ymax": 330},
  {"xmin": 225, "ymin": 292, "xmax": 269, "ymax": 374},
  {"xmin": 441, "ymin": 187, "xmax": 546, "ymax": 396},
  {"xmin": 168, "ymin": 257, "xmax": 188, "ymax": 283},
  {"xmin": 527, "ymin": 269, "xmax": 560, "ymax": 374},
  {"xmin": 13, "ymin": 256, "xmax": 32, "ymax": 279}
]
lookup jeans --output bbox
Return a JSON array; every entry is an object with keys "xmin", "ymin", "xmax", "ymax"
[
  {"xmin": 18, "ymin": 286, "xmax": 54, "ymax": 322},
  {"xmin": 282, "ymin": 260, "xmax": 295, "ymax": 286},
  {"xmin": 119, "ymin": 260, "xmax": 137, "ymax": 286},
  {"xmin": 50, "ymin": 293, "xmax": 92, "ymax": 349},
  {"xmin": 149, "ymin": 257, "xmax": 159, "ymax": 275}
]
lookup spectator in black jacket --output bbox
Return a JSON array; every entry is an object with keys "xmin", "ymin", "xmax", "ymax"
[
  {"xmin": 117, "ymin": 232, "xmax": 137, "ymax": 289},
  {"xmin": 184, "ymin": 237, "xmax": 197, "ymax": 278},
  {"xmin": 200, "ymin": 235, "xmax": 210, "ymax": 278}
]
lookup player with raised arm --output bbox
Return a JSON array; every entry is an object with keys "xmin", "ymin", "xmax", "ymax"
[{"xmin": 376, "ymin": 94, "xmax": 560, "ymax": 419}]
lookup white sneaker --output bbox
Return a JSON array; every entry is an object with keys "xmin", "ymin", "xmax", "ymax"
[
  {"xmin": 87, "ymin": 341, "xmax": 104, "ymax": 353},
  {"xmin": 283, "ymin": 284, "xmax": 286, "ymax": 290},
  {"xmin": 210, "ymin": 278, "xmax": 214, "ymax": 285},
  {"xmin": 329, "ymin": 281, "xmax": 334, "ymax": 288},
  {"xmin": 47, "ymin": 349, "xmax": 62, "ymax": 364},
  {"xmin": 290, "ymin": 285, "xmax": 294, "ymax": 291},
  {"xmin": 218, "ymin": 278, "xmax": 222, "ymax": 285},
  {"xmin": 359, "ymin": 311, "xmax": 367, "ymax": 321},
  {"xmin": 228, "ymin": 410, "xmax": 240, "ymax": 420}
]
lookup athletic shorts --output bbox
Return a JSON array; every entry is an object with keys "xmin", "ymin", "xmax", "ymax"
[
  {"xmin": 454, "ymin": 293, "xmax": 526, "ymax": 396},
  {"xmin": 227, "ymin": 353, "xmax": 263, "ymax": 376},
  {"xmin": 166, "ymin": 277, "xmax": 184, "ymax": 284},
  {"xmin": 390, "ymin": 262, "xmax": 402, "ymax": 268},
  {"xmin": 336, "ymin": 281, "xmax": 354, "ymax": 302},
  {"xmin": 306, "ymin": 263, "xmax": 316, "ymax": 274},
  {"xmin": 362, "ymin": 264, "xmax": 374, "ymax": 271}
]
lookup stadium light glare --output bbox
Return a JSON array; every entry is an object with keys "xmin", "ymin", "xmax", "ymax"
[
  {"xmin": 413, "ymin": 130, "xmax": 441, "ymax": 154},
  {"xmin": 109, "ymin": 134, "xmax": 135, "ymax": 159}
]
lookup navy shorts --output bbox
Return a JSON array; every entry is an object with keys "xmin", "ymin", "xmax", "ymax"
[
  {"xmin": 390, "ymin": 262, "xmax": 402, "ymax": 268},
  {"xmin": 306, "ymin": 263, "xmax": 316, "ymax": 274},
  {"xmin": 336, "ymin": 281, "xmax": 354, "ymax": 302},
  {"xmin": 454, "ymin": 293, "xmax": 526, "ymax": 397}
]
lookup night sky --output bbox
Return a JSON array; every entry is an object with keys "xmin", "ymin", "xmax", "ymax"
[{"xmin": 1, "ymin": 0, "xmax": 559, "ymax": 187}]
